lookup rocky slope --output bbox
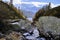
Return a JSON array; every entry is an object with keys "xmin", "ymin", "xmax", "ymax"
[{"xmin": 33, "ymin": 6, "xmax": 60, "ymax": 23}]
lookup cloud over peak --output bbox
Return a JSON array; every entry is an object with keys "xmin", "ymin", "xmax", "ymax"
[
  {"xmin": 13, "ymin": 2, "xmax": 49, "ymax": 7},
  {"xmin": 3, "ymin": 0, "xmax": 60, "ymax": 8},
  {"xmin": 13, "ymin": 1, "xmax": 60, "ymax": 8}
]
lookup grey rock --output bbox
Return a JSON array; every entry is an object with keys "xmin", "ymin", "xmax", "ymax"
[{"xmin": 36, "ymin": 16, "xmax": 60, "ymax": 34}]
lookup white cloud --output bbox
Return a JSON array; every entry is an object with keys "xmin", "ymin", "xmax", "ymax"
[
  {"xmin": 19, "ymin": 2, "xmax": 60, "ymax": 8},
  {"xmin": 3, "ymin": 0, "xmax": 60, "ymax": 8},
  {"xmin": 31, "ymin": 2, "xmax": 48, "ymax": 7},
  {"xmin": 12, "ymin": 1, "xmax": 49, "ymax": 7},
  {"xmin": 13, "ymin": 1, "xmax": 60, "ymax": 8},
  {"xmin": 51, "ymin": 3, "xmax": 60, "ymax": 8},
  {"xmin": 19, "ymin": 2, "xmax": 49, "ymax": 7}
]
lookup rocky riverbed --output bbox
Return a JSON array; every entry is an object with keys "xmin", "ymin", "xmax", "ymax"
[
  {"xmin": 0, "ymin": 17, "xmax": 60, "ymax": 40},
  {"xmin": 0, "ymin": 28, "xmax": 60, "ymax": 40}
]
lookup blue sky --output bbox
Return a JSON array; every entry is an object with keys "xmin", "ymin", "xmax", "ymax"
[
  {"xmin": 21, "ymin": 0, "xmax": 60, "ymax": 4},
  {"xmin": 2, "ymin": 0, "xmax": 60, "ymax": 13}
]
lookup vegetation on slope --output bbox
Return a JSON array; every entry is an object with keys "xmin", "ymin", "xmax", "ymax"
[
  {"xmin": 0, "ymin": 1, "xmax": 26, "ymax": 20},
  {"xmin": 0, "ymin": 1, "xmax": 26, "ymax": 34},
  {"xmin": 33, "ymin": 3, "xmax": 60, "ymax": 24}
]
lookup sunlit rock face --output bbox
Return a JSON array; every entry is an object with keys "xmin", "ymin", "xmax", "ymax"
[
  {"xmin": 36, "ymin": 16, "xmax": 60, "ymax": 34},
  {"xmin": 11, "ymin": 19, "xmax": 33, "ymax": 32}
]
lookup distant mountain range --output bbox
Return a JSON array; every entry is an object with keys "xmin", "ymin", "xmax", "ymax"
[
  {"xmin": 14, "ymin": 4, "xmax": 41, "ymax": 13},
  {"xmin": 14, "ymin": 4, "xmax": 42, "ymax": 18},
  {"xmin": 22, "ymin": 10, "xmax": 35, "ymax": 18}
]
